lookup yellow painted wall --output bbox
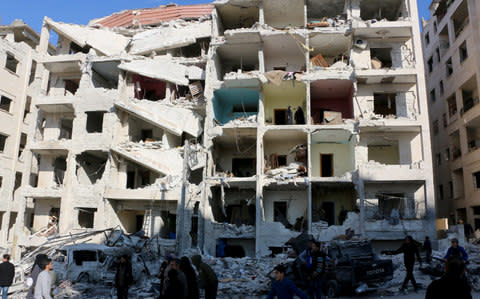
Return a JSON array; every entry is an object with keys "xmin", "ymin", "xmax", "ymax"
[
  {"xmin": 311, "ymin": 143, "xmax": 355, "ymax": 177},
  {"xmin": 312, "ymin": 188, "xmax": 356, "ymax": 225},
  {"xmin": 263, "ymin": 82, "xmax": 306, "ymax": 124}
]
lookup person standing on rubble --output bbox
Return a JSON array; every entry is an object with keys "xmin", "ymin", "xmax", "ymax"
[
  {"xmin": 169, "ymin": 259, "xmax": 188, "ymax": 299},
  {"xmin": 382, "ymin": 236, "xmax": 422, "ymax": 293},
  {"xmin": 180, "ymin": 257, "xmax": 199, "ymax": 299},
  {"xmin": 164, "ymin": 269, "xmax": 185, "ymax": 299},
  {"xmin": 424, "ymin": 236, "xmax": 432, "ymax": 263},
  {"xmin": 266, "ymin": 265, "xmax": 308, "ymax": 299},
  {"xmin": 0, "ymin": 254, "xmax": 15, "ymax": 299},
  {"xmin": 34, "ymin": 258, "xmax": 53, "ymax": 299},
  {"xmin": 27, "ymin": 254, "xmax": 49, "ymax": 299},
  {"xmin": 425, "ymin": 257, "xmax": 472, "ymax": 299},
  {"xmin": 115, "ymin": 255, "xmax": 133, "ymax": 299},
  {"xmin": 191, "ymin": 255, "xmax": 218, "ymax": 299},
  {"xmin": 304, "ymin": 242, "xmax": 326, "ymax": 299},
  {"xmin": 444, "ymin": 238, "xmax": 468, "ymax": 262}
]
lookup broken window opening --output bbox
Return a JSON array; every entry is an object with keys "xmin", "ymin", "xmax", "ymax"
[
  {"xmin": 0, "ymin": 96, "xmax": 13, "ymax": 113},
  {"xmin": 439, "ymin": 184, "xmax": 444, "ymax": 200},
  {"xmin": 18, "ymin": 133, "xmax": 27, "ymax": 158},
  {"xmin": 452, "ymin": 168, "xmax": 464, "ymax": 199},
  {"xmin": 60, "ymin": 118, "xmax": 73, "ymax": 140},
  {"xmin": 430, "ymin": 89, "xmax": 436, "ymax": 103},
  {"xmin": 0, "ymin": 176, "xmax": 2, "ymax": 189},
  {"xmin": 24, "ymin": 96, "xmax": 31, "ymax": 122},
  {"xmin": 64, "ymin": 79, "xmax": 80, "ymax": 96},
  {"xmin": 427, "ymin": 57, "xmax": 433, "ymax": 73},
  {"xmin": 460, "ymin": 76, "xmax": 478, "ymax": 115},
  {"xmin": 0, "ymin": 134, "xmax": 7, "ymax": 152},
  {"xmin": 378, "ymin": 193, "xmax": 407, "ymax": 221},
  {"xmin": 210, "ymin": 187, "xmax": 256, "ymax": 226},
  {"xmin": 132, "ymin": 74, "xmax": 166, "ymax": 101},
  {"xmin": 14, "ymin": 172, "xmax": 22, "ymax": 192},
  {"xmin": 212, "ymin": 88, "xmax": 259, "ymax": 126},
  {"xmin": 368, "ymin": 142, "xmax": 400, "ymax": 165},
  {"xmin": 85, "ymin": 111, "xmax": 105, "ymax": 133},
  {"xmin": 217, "ymin": 5, "xmax": 259, "ymax": 30},
  {"xmin": 447, "ymin": 95, "xmax": 457, "ymax": 117},
  {"xmin": 77, "ymin": 208, "xmax": 97, "ymax": 228},
  {"xmin": 370, "ymin": 48, "xmax": 393, "ymax": 69},
  {"xmin": 425, "ymin": 32, "xmax": 430, "ymax": 45},
  {"xmin": 29, "ymin": 60, "xmax": 37, "ymax": 85},
  {"xmin": 73, "ymin": 250, "xmax": 97, "ymax": 266},
  {"xmin": 459, "ymin": 41, "xmax": 468, "ymax": 63},
  {"xmin": 217, "ymin": 238, "xmax": 253, "ymax": 258},
  {"xmin": 54, "ymin": 156, "xmax": 67, "ymax": 186},
  {"xmin": 124, "ymin": 162, "xmax": 161, "ymax": 189},
  {"xmin": 360, "ymin": 0, "xmax": 407, "ymax": 21},
  {"xmin": 373, "ymin": 93, "xmax": 397, "ymax": 117},
  {"xmin": 311, "ymin": 80, "xmax": 354, "ymax": 124},
  {"xmin": 452, "ymin": 0, "xmax": 469, "ymax": 38},
  {"xmin": 274, "ymin": 201, "xmax": 288, "ymax": 223},
  {"xmin": 69, "ymin": 42, "xmax": 91, "ymax": 55},
  {"xmin": 217, "ymin": 43, "xmax": 259, "ymax": 78},
  {"xmin": 179, "ymin": 38, "xmax": 210, "ymax": 58},
  {"xmin": 446, "ymin": 57, "xmax": 453, "ymax": 77},
  {"xmin": 76, "ymin": 151, "xmax": 108, "ymax": 185},
  {"xmin": 5, "ymin": 53, "xmax": 19, "ymax": 73},
  {"xmin": 307, "ymin": 0, "xmax": 347, "ymax": 25},
  {"xmin": 450, "ymin": 130, "xmax": 461, "ymax": 160},
  {"xmin": 440, "ymin": 80, "xmax": 445, "ymax": 95},
  {"xmin": 232, "ymin": 158, "xmax": 256, "ymax": 177}
]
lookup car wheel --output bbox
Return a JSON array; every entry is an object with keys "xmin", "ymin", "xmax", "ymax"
[
  {"xmin": 77, "ymin": 273, "xmax": 90, "ymax": 283},
  {"xmin": 327, "ymin": 280, "xmax": 340, "ymax": 298}
]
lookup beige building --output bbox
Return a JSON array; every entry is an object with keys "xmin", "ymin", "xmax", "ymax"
[
  {"xmin": 3, "ymin": 0, "xmax": 435, "ymax": 257},
  {"xmin": 423, "ymin": 0, "xmax": 480, "ymax": 229},
  {"xmin": 0, "ymin": 20, "xmax": 49, "ymax": 247}
]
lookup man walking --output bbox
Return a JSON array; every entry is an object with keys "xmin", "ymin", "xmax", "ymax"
[
  {"xmin": 115, "ymin": 255, "xmax": 133, "ymax": 299},
  {"xmin": 383, "ymin": 236, "xmax": 422, "ymax": 293},
  {"xmin": 424, "ymin": 236, "xmax": 432, "ymax": 263},
  {"xmin": 34, "ymin": 258, "xmax": 53, "ymax": 299},
  {"xmin": 266, "ymin": 265, "xmax": 308, "ymax": 299},
  {"xmin": 191, "ymin": 255, "xmax": 218, "ymax": 299},
  {"xmin": 0, "ymin": 254, "xmax": 15, "ymax": 299},
  {"xmin": 169, "ymin": 258, "xmax": 188, "ymax": 299}
]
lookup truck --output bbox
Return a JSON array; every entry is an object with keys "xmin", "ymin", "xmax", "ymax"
[{"xmin": 281, "ymin": 240, "xmax": 393, "ymax": 297}]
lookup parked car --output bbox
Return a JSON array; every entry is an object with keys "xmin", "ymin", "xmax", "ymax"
[{"xmin": 52, "ymin": 244, "xmax": 147, "ymax": 284}]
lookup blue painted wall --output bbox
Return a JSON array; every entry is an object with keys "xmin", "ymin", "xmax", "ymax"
[{"xmin": 213, "ymin": 89, "xmax": 259, "ymax": 125}]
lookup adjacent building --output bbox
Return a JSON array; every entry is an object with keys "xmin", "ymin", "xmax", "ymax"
[
  {"xmin": 423, "ymin": 0, "xmax": 480, "ymax": 229},
  {"xmin": 3, "ymin": 0, "xmax": 435, "ymax": 258}
]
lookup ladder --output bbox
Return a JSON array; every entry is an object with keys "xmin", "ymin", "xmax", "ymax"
[{"xmin": 142, "ymin": 209, "xmax": 152, "ymax": 237}]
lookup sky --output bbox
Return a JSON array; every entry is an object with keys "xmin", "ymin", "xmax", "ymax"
[{"xmin": 0, "ymin": 0, "xmax": 433, "ymax": 33}]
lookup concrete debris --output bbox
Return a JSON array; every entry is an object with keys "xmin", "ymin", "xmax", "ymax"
[
  {"xmin": 265, "ymin": 161, "xmax": 307, "ymax": 180},
  {"xmin": 222, "ymin": 114, "xmax": 257, "ymax": 126},
  {"xmin": 119, "ymin": 57, "xmax": 196, "ymax": 86},
  {"xmin": 129, "ymin": 20, "xmax": 211, "ymax": 55},
  {"xmin": 115, "ymin": 98, "xmax": 204, "ymax": 137},
  {"xmin": 45, "ymin": 18, "xmax": 130, "ymax": 56}
]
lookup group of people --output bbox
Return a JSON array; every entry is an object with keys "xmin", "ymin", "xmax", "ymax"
[
  {"xmin": 382, "ymin": 235, "xmax": 471, "ymax": 298},
  {"xmin": 155, "ymin": 254, "xmax": 218, "ymax": 299}
]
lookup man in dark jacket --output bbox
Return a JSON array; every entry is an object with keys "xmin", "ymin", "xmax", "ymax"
[
  {"xmin": 0, "ymin": 254, "xmax": 15, "ymax": 299},
  {"xmin": 191, "ymin": 255, "xmax": 218, "ymax": 299},
  {"xmin": 426, "ymin": 257, "xmax": 472, "ymax": 299},
  {"xmin": 169, "ymin": 259, "xmax": 188, "ymax": 299},
  {"xmin": 424, "ymin": 236, "xmax": 432, "ymax": 263},
  {"xmin": 294, "ymin": 106, "xmax": 305, "ymax": 125},
  {"xmin": 383, "ymin": 236, "xmax": 422, "ymax": 293},
  {"xmin": 164, "ymin": 269, "xmax": 184, "ymax": 299},
  {"xmin": 115, "ymin": 256, "xmax": 133, "ymax": 299},
  {"xmin": 300, "ymin": 241, "xmax": 325, "ymax": 299},
  {"xmin": 266, "ymin": 265, "xmax": 308, "ymax": 299},
  {"xmin": 180, "ymin": 257, "xmax": 199, "ymax": 299}
]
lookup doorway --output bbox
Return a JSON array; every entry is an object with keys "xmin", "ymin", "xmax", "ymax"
[
  {"xmin": 322, "ymin": 202, "xmax": 335, "ymax": 226},
  {"xmin": 320, "ymin": 154, "xmax": 334, "ymax": 177},
  {"xmin": 274, "ymin": 109, "xmax": 287, "ymax": 125}
]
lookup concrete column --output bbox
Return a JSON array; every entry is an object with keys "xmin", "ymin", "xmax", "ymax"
[
  {"xmin": 357, "ymin": 178, "xmax": 365, "ymax": 236},
  {"xmin": 37, "ymin": 20, "xmax": 51, "ymax": 54},
  {"xmin": 307, "ymin": 131, "xmax": 312, "ymax": 234},
  {"xmin": 255, "ymin": 129, "xmax": 264, "ymax": 257},
  {"xmin": 58, "ymin": 152, "xmax": 76, "ymax": 233},
  {"xmin": 259, "ymin": 45, "xmax": 265, "ymax": 73},
  {"xmin": 259, "ymin": 2, "xmax": 265, "ymax": 25}
]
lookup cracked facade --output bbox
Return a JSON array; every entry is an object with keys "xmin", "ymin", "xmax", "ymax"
[
  {"xmin": 422, "ymin": 0, "xmax": 480, "ymax": 229},
  {"xmin": 0, "ymin": 0, "xmax": 434, "ymax": 258}
]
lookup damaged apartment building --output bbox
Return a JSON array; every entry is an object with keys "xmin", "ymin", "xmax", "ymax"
[{"xmin": 2, "ymin": 0, "xmax": 435, "ymax": 258}]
